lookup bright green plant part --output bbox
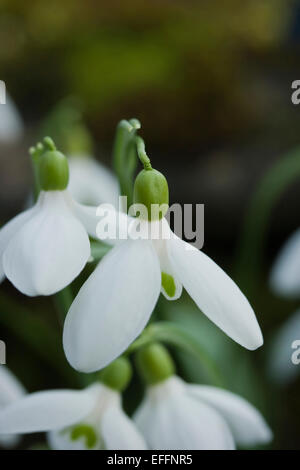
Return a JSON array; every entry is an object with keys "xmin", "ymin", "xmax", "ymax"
[
  {"xmin": 161, "ymin": 272, "xmax": 176, "ymax": 298},
  {"xmin": 133, "ymin": 136, "xmax": 169, "ymax": 220},
  {"xmin": 70, "ymin": 424, "xmax": 98, "ymax": 449},
  {"xmin": 128, "ymin": 321, "xmax": 223, "ymax": 387},
  {"xmin": 136, "ymin": 342, "xmax": 175, "ymax": 386},
  {"xmin": 113, "ymin": 119, "xmax": 140, "ymax": 207},
  {"xmin": 30, "ymin": 137, "xmax": 69, "ymax": 191},
  {"xmin": 98, "ymin": 356, "xmax": 132, "ymax": 392}
]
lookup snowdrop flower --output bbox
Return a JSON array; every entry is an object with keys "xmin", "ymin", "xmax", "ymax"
[
  {"xmin": 134, "ymin": 344, "xmax": 272, "ymax": 450},
  {"xmin": 64, "ymin": 138, "xmax": 263, "ymax": 373},
  {"xmin": 270, "ymin": 228, "xmax": 300, "ymax": 298},
  {"xmin": 267, "ymin": 309, "xmax": 300, "ymax": 385},
  {"xmin": 68, "ymin": 155, "xmax": 120, "ymax": 208},
  {"xmin": 0, "ymin": 137, "xmax": 100, "ymax": 296},
  {"xmin": 0, "ymin": 94, "xmax": 23, "ymax": 144},
  {"xmin": 0, "ymin": 366, "xmax": 26, "ymax": 448},
  {"xmin": 0, "ymin": 358, "xmax": 147, "ymax": 450}
]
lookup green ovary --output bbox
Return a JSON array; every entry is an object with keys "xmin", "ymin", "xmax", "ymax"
[{"xmin": 161, "ymin": 272, "xmax": 176, "ymax": 298}]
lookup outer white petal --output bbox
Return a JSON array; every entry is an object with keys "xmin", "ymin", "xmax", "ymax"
[
  {"xmin": 270, "ymin": 229, "xmax": 300, "ymax": 298},
  {"xmin": 0, "ymin": 367, "xmax": 26, "ymax": 448},
  {"xmin": 68, "ymin": 156, "xmax": 120, "ymax": 207},
  {"xmin": 101, "ymin": 406, "xmax": 147, "ymax": 450},
  {"xmin": 0, "ymin": 95, "xmax": 23, "ymax": 143},
  {"xmin": 0, "ymin": 388, "xmax": 98, "ymax": 434},
  {"xmin": 134, "ymin": 377, "xmax": 235, "ymax": 450},
  {"xmin": 63, "ymin": 239, "xmax": 161, "ymax": 372},
  {"xmin": 0, "ymin": 367, "xmax": 26, "ymax": 408},
  {"xmin": 3, "ymin": 191, "xmax": 90, "ymax": 296},
  {"xmin": 268, "ymin": 309, "xmax": 300, "ymax": 385},
  {"xmin": 188, "ymin": 385, "xmax": 272, "ymax": 447},
  {"xmin": 70, "ymin": 198, "xmax": 131, "ymax": 246},
  {"xmin": 168, "ymin": 236, "xmax": 263, "ymax": 350},
  {"xmin": 0, "ymin": 206, "xmax": 37, "ymax": 283}
]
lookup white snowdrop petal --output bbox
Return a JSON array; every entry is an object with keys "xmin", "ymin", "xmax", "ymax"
[
  {"xmin": 134, "ymin": 377, "xmax": 235, "ymax": 450},
  {"xmin": 188, "ymin": 385, "xmax": 272, "ymax": 447},
  {"xmin": 268, "ymin": 309, "xmax": 300, "ymax": 385},
  {"xmin": 3, "ymin": 191, "xmax": 90, "ymax": 296},
  {"xmin": 0, "ymin": 389, "xmax": 97, "ymax": 434},
  {"xmin": 101, "ymin": 406, "xmax": 147, "ymax": 450},
  {"xmin": 0, "ymin": 95, "xmax": 23, "ymax": 143},
  {"xmin": 63, "ymin": 239, "xmax": 161, "ymax": 372},
  {"xmin": 152, "ymin": 220, "xmax": 182, "ymax": 301},
  {"xmin": 68, "ymin": 156, "xmax": 120, "ymax": 207},
  {"xmin": 0, "ymin": 366, "xmax": 26, "ymax": 408},
  {"xmin": 0, "ymin": 367, "xmax": 26, "ymax": 448},
  {"xmin": 0, "ymin": 206, "xmax": 37, "ymax": 283},
  {"xmin": 168, "ymin": 236, "xmax": 263, "ymax": 350},
  {"xmin": 70, "ymin": 198, "xmax": 131, "ymax": 245},
  {"xmin": 270, "ymin": 229, "xmax": 300, "ymax": 298}
]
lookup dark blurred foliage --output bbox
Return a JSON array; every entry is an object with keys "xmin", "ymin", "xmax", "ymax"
[{"xmin": 0, "ymin": 0, "xmax": 300, "ymax": 450}]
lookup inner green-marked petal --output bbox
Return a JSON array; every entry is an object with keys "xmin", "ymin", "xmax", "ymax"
[
  {"xmin": 161, "ymin": 272, "xmax": 176, "ymax": 298},
  {"xmin": 70, "ymin": 424, "xmax": 98, "ymax": 449}
]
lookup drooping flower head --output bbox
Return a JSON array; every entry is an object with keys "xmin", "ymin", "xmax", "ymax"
[
  {"xmin": 134, "ymin": 343, "xmax": 272, "ymax": 450},
  {"xmin": 0, "ymin": 358, "xmax": 146, "ymax": 450},
  {"xmin": 63, "ymin": 136, "xmax": 263, "ymax": 373},
  {"xmin": 0, "ymin": 137, "xmax": 99, "ymax": 296}
]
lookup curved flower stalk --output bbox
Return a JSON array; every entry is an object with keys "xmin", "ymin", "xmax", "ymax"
[
  {"xmin": 0, "ymin": 137, "xmax": 101, "ymax": 296},
  {"xmin": 0, "ymin": 359, "xmax": 146, "ymax": 450},
  {"xmin": 68, "ymin": 155, "xmax": 120, "ymax": 208},
  {"xmin": 64, "ymin": 137, "xmax": 263, "ymax": 373},
  {"xmin": 134, "ymin": 344, "xmax": 272, "ymax": 450},
  {"xmin": 270, "ymin": 228, "xmax": 300, "ymax": 298},
  {"xmin": 0, "ymin": 366, "xmax": 26, "ymax": 448},
  {"xmin": 0, "ymin": 94, "xmax": 23, "ymax": 144},
  {"xmin": 267, "ymin": 309, "xmax": 300, "ymax": 385}
]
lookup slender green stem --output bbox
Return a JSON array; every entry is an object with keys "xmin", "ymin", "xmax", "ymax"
[
  {"xmin": 112, "ymin": 119, "xmax": 141, "ymax": 207},
  {"xmin": 135, "ymin": 136, "xmax": 152, "ymax": 170}
]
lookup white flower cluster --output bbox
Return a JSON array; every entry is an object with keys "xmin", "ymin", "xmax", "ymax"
[{"xmin": 0, "ymin": 105, "xmax": 271, "ymax": 450}]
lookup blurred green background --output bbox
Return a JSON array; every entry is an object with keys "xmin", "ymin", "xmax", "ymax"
[{"xmin": 1, "ymin": 0, "xmax": 300, "ymax": 450}]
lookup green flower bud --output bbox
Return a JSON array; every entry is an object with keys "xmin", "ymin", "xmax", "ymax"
[
  {"xmin": 31, "ymin": 137, "xmax": 69, "ymax": 191},
  {"xmin": 133, "ymin": 168, "xmax": 169, "ymax": 220},
  {"xmin": 136, "ymin": 343, "xmax": 175, "ymax": 386},
  {"xmin": 98, "ymin": 357, "xmax": 132, "ymax": 392}
]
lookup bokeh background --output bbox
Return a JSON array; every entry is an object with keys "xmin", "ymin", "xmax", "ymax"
[{"xmin": 1, "ymin": 0, "xmax": 300, "ymax": 450}]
